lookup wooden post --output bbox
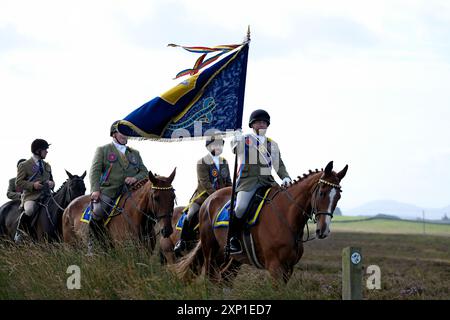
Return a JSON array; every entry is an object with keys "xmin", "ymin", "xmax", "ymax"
[{"xmin": 342, "ymin": 247, "xmax": 363, "ymax": 300}]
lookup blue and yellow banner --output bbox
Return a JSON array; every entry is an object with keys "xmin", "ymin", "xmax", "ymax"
[{"xmin": 117, "ymin": 42, "xmax": 249, "ymax": 140}]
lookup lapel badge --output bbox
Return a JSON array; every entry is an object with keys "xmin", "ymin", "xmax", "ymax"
[{"xmin": 108, "ymin": 152, "xmax": 118, "ymax": 163}]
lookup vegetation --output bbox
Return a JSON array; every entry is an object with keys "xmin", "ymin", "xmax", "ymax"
[{"xmin": 1, "ymin": 225, "xmax": 448, "ymax": 300}]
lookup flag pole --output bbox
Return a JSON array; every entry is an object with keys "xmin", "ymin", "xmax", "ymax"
[{"xmin": 224, "ymin": 27, "xmax": 250, "ymax": 260}]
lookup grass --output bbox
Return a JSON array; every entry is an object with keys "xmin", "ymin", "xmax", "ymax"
[
  {"xmin": 1, "ymin": 228, "xmax": 449, "ymax": 300},
  {"xmin": 309, "ymin": 217, "xmax": 450, "ymax": 237}
]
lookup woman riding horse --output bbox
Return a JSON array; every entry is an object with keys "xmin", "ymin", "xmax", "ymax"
[{"xmin": 174, "ymin": 161, "xmax": 348, "ymax": 284}]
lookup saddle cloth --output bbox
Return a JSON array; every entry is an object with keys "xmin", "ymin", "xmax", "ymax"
[
  {"xmin": 80, "ymin": 195, "xmax": 122, "ymax": 227},
  {"xmin": 213, "ymin": 187, "xmax": 271, "ymax": 229},
  {"xmin": 176, "ymin": 207, "xmax": 200, "ymax": 231}
]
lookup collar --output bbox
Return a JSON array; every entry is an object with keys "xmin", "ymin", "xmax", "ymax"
[
  {"xmin": 32, "ymin": 155, "xmax": 41, "ymax": 164},
  {"xmin": 112, "ymin": 141, "xmax": 127, "ymax": 154}
]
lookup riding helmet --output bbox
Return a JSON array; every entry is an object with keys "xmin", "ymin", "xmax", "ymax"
[
  {"xmin": 31, "ymin": 139, "xmax": 51, "ymax": 154},
  {"xmin": 17, "ymin": 159, "xmax": 26, "ymax": 168},
  {"xmin": 206, "ymin": 135, "xmax": 225, "ymax": 147},
  {"xmin": 248, "ymin": 109, "xmax": 270, "ymax": 128},
  {"xmin": 110, "ymin": 120, "xmax": 120, "ymax": 136}
]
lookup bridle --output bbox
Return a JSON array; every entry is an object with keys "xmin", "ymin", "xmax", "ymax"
[
  {"xmin": 271, "ymin": 177, "xmax": 342, "ymax": 243},
  {"xmin": 149, "ymin": 185, "xmax": 175, "ymax": 221},
  {"xmin": 309, "ymin": 178, "xmax": 342, "ymax": 222}
]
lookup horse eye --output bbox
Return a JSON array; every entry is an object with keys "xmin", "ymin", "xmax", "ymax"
[{"xmin": 319, "ymin": 191, "xmax": 325, "ymax": 197}]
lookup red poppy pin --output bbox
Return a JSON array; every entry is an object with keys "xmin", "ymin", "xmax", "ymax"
[
  {"xmin": 108, "ymin": 152, "xmax": 118, "ymax": 163},
  {"xmin": 211, "ymin": 168, "xmax": 219, "ymax": 177},
  {"xmin": 245, "ymin": 137, "xmax": 252, "ymax": 146}
]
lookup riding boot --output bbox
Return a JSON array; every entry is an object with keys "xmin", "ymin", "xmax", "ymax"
[
  {"xmin": 174, "ymin": 219, "xmax": 190, "ymax": 255},
  {"xmin": 88, "ymin": 219, "xmax": 108, "ymax": 253},
  {"xmin": 228, "ymin": 215, "xmax": 245, "ymax": 255},
  {"xmin": 14, "ymin": 212, "xmax": 28, "ymax": 244}
]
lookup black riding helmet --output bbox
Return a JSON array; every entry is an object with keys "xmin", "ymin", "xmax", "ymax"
[
  {"xmin": 248, "ymin": 109, "xmax": 270, "ymax": 128},
  {"xmin": 110, "ymin": 120, "xmax": 120, "ymax": 137},
  {"xmin": 206, "ymin": 135, "xmax": 225, "ymax": 148},
  {"xmin": 31, "ymin": 139, "xmax": 51, "ymax": 155},
  {"xmin": 17, "ymin": 159, "xmax": 26, "ymax": 168}
]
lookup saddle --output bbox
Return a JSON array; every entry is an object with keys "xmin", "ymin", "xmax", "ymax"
[
  {"xmin": 213, "ymin": 186, "xmax": 272, "ymax": 228},
  {"xmin": 80, "ymin": 195, "xmax": 123, "ymax": 227}
]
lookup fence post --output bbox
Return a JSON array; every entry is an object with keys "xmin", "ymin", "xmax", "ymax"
[{"xmin": 342, "ymin": 247, "xmax": 363, "ymax": 300}]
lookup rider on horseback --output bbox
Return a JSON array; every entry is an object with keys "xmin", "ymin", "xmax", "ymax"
[
  {"xmin": 7, "ymin": 158, "xmax": 26, "ymax": 201},
  {"xmin": 88, "ymin": 121, "xmax": 148, "ymax": 245},
  {"xmin": 227, "ymin": 109, "xmax": 292, "ymax": 254},
  {"xmin": 14, "ymin": 139, "xmax": 54, "ymax": 243},
  {"xmin": 174, "ymin": 134, "xmax": 232, "ymax": 255}
]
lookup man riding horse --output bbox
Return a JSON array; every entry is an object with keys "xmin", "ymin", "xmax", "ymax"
[
  {"xmin": 88, "ymin": 121, "xmax": 149, "ymax": 246},
  {"xmin": 14, "ymin": 139, "xmax": 55, "ymax": 243},
  {"xmin": 173, "ymin": 135, "xmax": 232, "ymax": 255},
  {"xmin": 7, "ymin": 158, "xmax": 26, "ymax": 201},
  {"xmin": 228, "ymin": 109, "xmax": 292, "ymax": 254}
]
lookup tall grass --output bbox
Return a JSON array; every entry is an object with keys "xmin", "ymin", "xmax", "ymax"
[{"xmin": 1, "ymin": 232, "xmax": 449, "ymax": 300}]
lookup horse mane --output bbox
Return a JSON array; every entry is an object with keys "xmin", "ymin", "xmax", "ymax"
[
  {"xmin": 289, "ymin": 168, "xmax": 324, "ymax": 186},
  {"xmin": 130, "ymin": 178, "xmax": 149, "ymax": 191},
  {"xmin": 54, "ymin": 180, "xmax": 68, "ymax": 193}
]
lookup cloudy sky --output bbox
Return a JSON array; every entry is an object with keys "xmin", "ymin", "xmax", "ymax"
[{"xmin": 1, "ymin": 0, "xmax": 449, "ymax": 218}]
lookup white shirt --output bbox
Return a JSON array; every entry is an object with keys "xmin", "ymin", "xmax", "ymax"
[
  {"xmin": 253, "ymin": 134, "xmax": 266, "ymax": 145},
  {"xmin": 112, "ymin": 140, "xmax": 126, "ymax": 154},
  {"xmin": 209, "ymin": 154, "xmax": 221, "ymax": 170},
  {"xmin": 32, "ymin": 155, "xmax": 41, "ymax": 165}
]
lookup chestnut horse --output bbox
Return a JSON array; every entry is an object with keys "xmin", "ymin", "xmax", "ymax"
[
  {"xmin": 159, "ymin": 205, "xmax": 201, "ymax": 264},
  {"xmin": 174, "ymin": 161, "xmax": 348, "ymax": 284},
  {"xmin": 63, "ymin": 170, "xmax": 176, "ymax": 252}
]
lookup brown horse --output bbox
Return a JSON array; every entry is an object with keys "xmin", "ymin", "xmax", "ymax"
[
  {"xmin": 159, "ymin": 205, "xmax": 201, "ymax": 264},
  {"xmin": 174, "ymin": 161, "xmax": 348, "ymax": 284},
  {"xmin": 159, "ymin": 206, "xmax": 184, "ymax": 264},
  {"xmin": 63, "ymin": 169, "xmax": 176, "ymax": 252}
]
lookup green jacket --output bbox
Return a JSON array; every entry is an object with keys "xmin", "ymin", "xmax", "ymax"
[
  {"xmin": 16, "ymin": 157, "xmax": 53, "ymax": 203},
  {"xmin": 89, "ymin": 143, "xmax": 148, "ymax": 199},
  {"xmin": 7, "ymin": 177, "xmax": 22, "ymax": 201},
  {"xmin": 233, "ymin": 134, "xmax": 290, "ymax": 192},
  {"xmin": 191, "ymin": 154, "xmax": 232, "ymax": 204}
]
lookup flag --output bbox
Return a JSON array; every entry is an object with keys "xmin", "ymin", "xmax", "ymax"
[{"xmin": 117, "ymin": 41, "xmax": 249, "ymax": 141}]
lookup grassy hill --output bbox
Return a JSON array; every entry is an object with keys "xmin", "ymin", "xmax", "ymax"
[
  {"xmin": 1, "ymin": 229, "xmax": 449, "ymax": 300},
  {"xmin": 309, "ymin": 216, "xmax": 450, "ymax": 237}
]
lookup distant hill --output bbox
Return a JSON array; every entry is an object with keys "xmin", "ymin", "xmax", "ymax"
[{"xmin": 343, "ymin": 200, "xmax": 450, "ymax": 220}]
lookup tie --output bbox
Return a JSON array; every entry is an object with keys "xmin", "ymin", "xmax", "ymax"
[{"xmin": 38, "ymin": 160, "xmax": 44, "ymax": 174}]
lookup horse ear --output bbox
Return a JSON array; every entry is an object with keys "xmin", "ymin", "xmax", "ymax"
[
  {"xmin": 80, "ymin": 171, "xmax": 87, "ymax": 180},
  {"xmin": 324, "ymin": 161, "xmax": 333, "ymax": 176},
  {"xmin": 65, "ymin": 170, "xmax": 74, "ymax": 179},
  {"xmin": 168, "ymin": 167, "xmax": 176, "ymax": 184},
  {"xmin": 337, "ymin": 164, "xmax": 348, "ymax": 181},
  {"xmin": 148, "ymin": 171, "xmax": 158, "ymax": 185}
]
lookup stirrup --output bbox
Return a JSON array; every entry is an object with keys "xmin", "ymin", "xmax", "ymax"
[
  {"xmin": 174, "ymin": 240, "xmax": 186, "ymax": 253},
  {"xmin": 229, "ymin": 237, "xmax": 243, "ymax": 255}
]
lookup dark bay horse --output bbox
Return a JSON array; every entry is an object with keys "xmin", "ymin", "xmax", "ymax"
[
  {"xmin": 0, "ymin": 170, "xmax": 86, "ymax": 242},
  {"xmin": 174, "ymin": 161, "xmax": 348, "ymax": 284},
  {"xmin": 63, "ymin": 170, "xmax": 176, "ymax": 252}
]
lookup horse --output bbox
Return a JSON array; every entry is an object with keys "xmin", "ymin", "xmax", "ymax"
[
  {"xmin": 173, "ymin": 161, "xmax": 348, "ymax": 284},
  {"xmin": 62, "ymin": 169, "xmax": 176, "ymax": 253},
  {"xmin": 159, "ymin": 205, "xmax": 202, "ymax": 264},
  {"xmin": 0, "ymin": 170, "xmax": 87, "ymax": 242}
]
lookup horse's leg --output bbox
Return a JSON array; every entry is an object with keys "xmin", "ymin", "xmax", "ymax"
[
  {"xmin": 220, "ymin": 259, "xmax": 242, "ymax": 286},
  {"xmin": 160, "ymin": 237, "xmax": 176, "ymax": 265},
  {"xmin": 267, "ymin": 260, "xmax": 290, "ymax": 285}
]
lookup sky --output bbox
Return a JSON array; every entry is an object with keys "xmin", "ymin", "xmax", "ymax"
[{"xmin": 0, "ymin": 0, "xmax": 449, "ymax": 218}]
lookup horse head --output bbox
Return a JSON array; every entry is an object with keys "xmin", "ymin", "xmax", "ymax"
[
  {"xmin": 64, "ymin": 170, "xmax": 87, "ymax": 204},
  {"xmin": 310, "ymin": 161, "xmax": 348, "ymax": 239},
  {"xmin": 148, "ymin": 168, "xmax": 176, "ymax": 238}
]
